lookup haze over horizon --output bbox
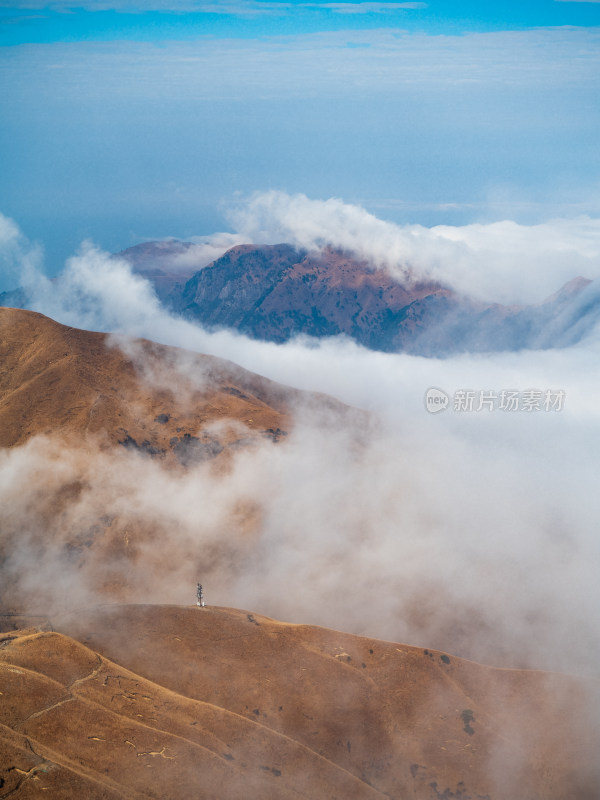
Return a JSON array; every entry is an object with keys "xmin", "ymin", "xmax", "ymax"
[{"xmin": 1, "ymin": 0, "xmax": 599, "ymax": 277}]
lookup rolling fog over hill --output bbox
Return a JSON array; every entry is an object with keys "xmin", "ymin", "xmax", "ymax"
[
  {"xmin": 113, "ymin": 239, "xmax": 599, "ymax": 355},
  {"xmin": 1, "ymin": 294, "xmax": 600, "ymax": 796},
  {"xmin": 2, "ymin": 198, "xmax": 600, "ymax": 679},
  {"xmin": 5, "ymin": 194, "xmax": 600, "ymax": 356},
  {"xmin": 1, "ymin": 289, "xmax": 600, "ymax": 796},
  {"xmin": 1, "ymin": 197, "xmax": 600, "ymax": 797}
]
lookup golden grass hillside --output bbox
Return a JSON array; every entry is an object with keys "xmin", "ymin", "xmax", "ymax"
[{"xmin": 1, "ymin": 605, "xmax": 598, "ymax": 799}]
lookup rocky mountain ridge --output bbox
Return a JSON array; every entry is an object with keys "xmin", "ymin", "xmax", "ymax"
[{"xmin": 118, "ymin": 240, "xmax": 598, "ymax": 356}]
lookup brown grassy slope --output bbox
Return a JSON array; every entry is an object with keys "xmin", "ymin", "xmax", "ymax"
[
  {"xmin": 0, "ymin": 621, "xmax": 381, "ymax": 799},
  {"xmin": 0, "ymin": 306, "xmax": 293, "ymax": 459},
  {"xmin": 32, "ymin": 604, "xmax": 597, "ymax": 800}
]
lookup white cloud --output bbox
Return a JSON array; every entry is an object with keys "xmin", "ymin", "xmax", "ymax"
[
  {"xmin": 230, "ymin": 191, "xmax": 600, "ymax": 304},
  {"xmin": 0, "ymin": 212, "xmax": 21, "ymax": 248},
  {"xmin": 305, "ymin": 2, "xmax": 427, "ymax": 11},
  {"xmin": 0, "ymin": 211, "xmax": 43, "ymax": 292},
  {"xmin": 28, "ymin": 241, "xmax": 165, "ymax": 333},
  {"xmin": 0, "ymin": 1, "xmax": 292, "ymax": 12},
  {"xmin": 3, "ymin": 26, "xmax": 598, "ymax": 105},
  {"xmin": 117, "ymin": 232, "xmax": 247, "ymax": 275},
  {"xmin": 7, "ymin": 194, "xmax": 600, "ymax": 315},
  {"xmin": 0, "ymin": 0, "xmax": 426, "ymax": 11},
  {"xmin": 169, "ymin": 232, "xmax": 247, "ymax": 271},
  {"xmin": 4, "ymin": 277, "xmax": 600, "ymax": 674}
]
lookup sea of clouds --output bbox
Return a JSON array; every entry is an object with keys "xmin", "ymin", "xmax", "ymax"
[{"xmin": 1, "ymin": 193, "xmax": 600, "ymax": 677}]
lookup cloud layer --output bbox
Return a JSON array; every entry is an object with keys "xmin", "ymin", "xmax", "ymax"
[
  {"xmin": 2, "ymin": 206, "xmax": 600, "ymax": 677},
  {"xmin": 230, "ymin": 192, "xmax": 600, "ymax": 304},
  {"xmin": 5, "ymin": 195, "xmax": 600, "ymax": 307}
]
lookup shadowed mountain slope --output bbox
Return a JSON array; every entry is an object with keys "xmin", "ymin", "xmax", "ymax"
[
  {"xmin": 115, "ymin": 239, "xmax": 199, "ymax": 302},
  {"xmin": 117, "ymin": 241, "xmax": 599, "ymax": 355},
  {"xmin": 1, "ymin": 241, "xmax": 597, "ymax": 355},
  {"xmin": 0, "ymin": 605, "xmax": 598, "ymax": 799},
  {"xmin": 166, "ymin": 243, "xmax": 459, "ymax": 353}
]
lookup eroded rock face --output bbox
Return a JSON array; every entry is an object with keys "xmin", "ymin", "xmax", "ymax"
[{"xmin": 169, "ymin": 243, "xmax": 457, "ymax": 352}]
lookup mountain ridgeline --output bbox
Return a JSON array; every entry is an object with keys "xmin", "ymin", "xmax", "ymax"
[
  {"xmin": 1, "ymin": 240, "xmax": 597, "ymax": 355},
  {"xmin": 116, "ymin": 240, "xmax": 599, "ymax": 356}
]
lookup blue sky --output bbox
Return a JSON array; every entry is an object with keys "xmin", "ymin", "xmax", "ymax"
[
  {"xmin": 1, "ymin": 0, "xmax": 599, "ymax": 282},
  {"xmin": 2, "ymin": 2, "xmax": 600, "ymax": 43}
]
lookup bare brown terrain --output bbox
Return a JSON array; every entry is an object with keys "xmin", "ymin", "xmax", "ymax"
[
  {"xmin": 0, "ymin": 605, "xmax": 598, "ymax": 799},
  {"xmin": 0, "ymin": 306, "xmax": 294, "ymax": 459}
]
